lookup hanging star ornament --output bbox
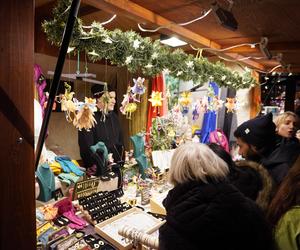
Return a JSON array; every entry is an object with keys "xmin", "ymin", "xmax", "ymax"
[
  {"xmin": 178, "ymin": 91, "xmax": 192, "ymax": 107},
  {"xmin": 225, "ymin": 98, "xmax": 236, "ymax": 113},
  {"xmin": 149, "ymin": 91, "xmax": 164, "ymax": 107}
]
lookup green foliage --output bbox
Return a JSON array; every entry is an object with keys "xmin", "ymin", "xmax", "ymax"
[
  {"xmin": 42, "ymin": 0, "xmax": 257, "ymax": 89},
  {"xmin": 150, "ymin": 117, "xmax": 175, "ymax": 151}
]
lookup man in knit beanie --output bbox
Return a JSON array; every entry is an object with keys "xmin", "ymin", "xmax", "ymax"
[{"xmin": 234, "ymin": 113, "xmax": 300, "ymax": 186}]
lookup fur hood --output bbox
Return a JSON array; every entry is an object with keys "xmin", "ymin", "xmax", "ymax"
[{"xmin": 234, "ymin": 160, "xmax": 274, "ymax": 211}]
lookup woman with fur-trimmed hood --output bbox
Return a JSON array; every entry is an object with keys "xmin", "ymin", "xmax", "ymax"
[{"xmin": 208, "ymin": 143, "xmax": 274, "ymax": 211}]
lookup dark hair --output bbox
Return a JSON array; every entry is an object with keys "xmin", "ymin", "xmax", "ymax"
[
  {"xmin": 207, "ymin": 143, "xmax": 235, "ymax": 168},
  {"xmin": 208, "ymin": 142, "xmax": 264, "ymax": 203},
  {"xmin": 267, "ymin": 156, "xmax": 300, "ymax": 227}
]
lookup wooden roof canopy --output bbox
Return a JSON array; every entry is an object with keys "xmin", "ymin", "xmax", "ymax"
[{"xmin": 35, "ymin": 0, "xmax": 300, "ymax": 73}]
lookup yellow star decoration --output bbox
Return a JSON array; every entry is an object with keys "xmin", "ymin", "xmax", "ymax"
[
  {"xmin": 179, "ymin": 91, "xmax": 192, "ymax": 107},
  {"xmin": 149, "ymin": 91, "xmax": 164, "ymax": 107}
]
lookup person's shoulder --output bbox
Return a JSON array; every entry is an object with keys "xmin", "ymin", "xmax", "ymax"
[
  {"xmin": 285, "ymin": 206, "xmax": 300, "ymax": 216},
  {"xmin": 276, "ymin": 206, "xmax": 300, "ymax": 233}
]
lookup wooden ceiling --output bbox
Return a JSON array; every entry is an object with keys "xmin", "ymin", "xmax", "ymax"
[{"xmin": 35, "ymin": 0, "xmax": 300, "ymax": 73}]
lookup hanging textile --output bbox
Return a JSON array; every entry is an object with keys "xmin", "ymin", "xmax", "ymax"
[
  {"xmin": 146, "ymin": 74, "xmax": 167, "ymax": 142},
  {"xmin": 200, "ymin": 82, "xmax": 219, "ymax": 143}
]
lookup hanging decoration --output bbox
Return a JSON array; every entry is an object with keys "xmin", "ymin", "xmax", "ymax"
[
  {"xmin": 224, "ymin": 98, "xmax": 237, "ymax": 113},
  {"xmin": 148, "ymin": 91, "xmax": 164, "ymax": 107},
  {"xmin": 58, "ymin": 83, "xmax": 98, "ymax": 131},
  {"xmin": 178, "ymin": 91, "xmax": 192, "ymax": 116},
  {"xmin": 60, "ymin": 82, "xmax": 76, "ymax": 122},
  {"xmin": 120, "ymin": 86, "xmax": 138, "ymax": 119},
  {"xmin": 73, "ymin": 97, "xmax": 97, "ymax": 131},
  {"xmin": 211, "ymin": 96, "xmax": 224, "ymax": 111},
  {"xmin": 178, "ymin": 92, "xmax": 192, "ymax": 107},
  {"xmin": 192, "ymin": 101, "xmax": 200, "ymax": 120},
  {"xmin": 120, "ymin": 76, "xmax": 146, "ymax": 119},
  {"xmin": 131, "ymin": 77, "xmax": 146, "ymax": 101},
  {"xmin": 42, "ymin": 0, "xmax": 257, "ymax": 89}
]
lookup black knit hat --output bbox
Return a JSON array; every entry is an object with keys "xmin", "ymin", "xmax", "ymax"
[{"xmin": 234, "ymin": 113, "xmax": 276, "ymax": 150}]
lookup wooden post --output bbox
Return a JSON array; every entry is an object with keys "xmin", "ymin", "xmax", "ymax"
[
  {"xmin": 0, "ymin": 0, "xmax": 36, "ymax": 249},
  {"xmin": 285, "ymin": 77, "xmax": 296, "ymax": 111}
]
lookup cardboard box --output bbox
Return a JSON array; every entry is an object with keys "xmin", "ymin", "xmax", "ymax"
[{"xmin": 95, "ymin": 207, "xmax": 164, "ymax": 250}]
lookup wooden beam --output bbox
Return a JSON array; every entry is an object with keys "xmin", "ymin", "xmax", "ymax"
[
  {"xmin": 35, "ymin": 1, "xmax": 56, "ymax": 20},
  {"xmin": 78, "ymin": 5, "xmax": 100, "ymax": 17},
  {"xmin": 83, "ymin": 0, "xmax": 265, "ymax": 71},
  {"xmin": 224, "ymin": 42, "xmax": 300, "ymax": 54},
  {"xmin": 36, "ymin": 1, "xmax": 98, "ymax": 18},
  {"xmin": 84, "ymin": 0, "xmax": 220, "ymax": 48}
]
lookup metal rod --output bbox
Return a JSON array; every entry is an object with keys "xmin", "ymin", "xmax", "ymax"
[{"xmin": 35, "ymin": 0, "xmax": 81, "ymax": 170}]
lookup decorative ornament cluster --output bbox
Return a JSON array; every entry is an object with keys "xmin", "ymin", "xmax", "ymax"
[
  {"xmin": 60, "ymin": 83, "xmax": 97, "ymax": 131},
  {"xmin": 171, "ymin": 84, "xmax": 244, "ymax": 119},
  {"xmin": 42, "ymin": 0, "xmax": 257, "ymax": 90}
]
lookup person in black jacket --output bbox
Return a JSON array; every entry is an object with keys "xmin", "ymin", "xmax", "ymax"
[
  {"xmin": 78, "ymin": 84, "xmax": 124, "ymax": 175},
  {"xmin": 234, "ymin": 113, "xmax": 300, "ymax": 187},
  {"xmin": 159, "ymin": 142, "xmax": 274, "ymax": 250}
]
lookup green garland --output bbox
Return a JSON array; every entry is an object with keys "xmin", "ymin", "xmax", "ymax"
[{"xmin": 42, "ymin": 0, "xmax": 257, "ymax": 89}]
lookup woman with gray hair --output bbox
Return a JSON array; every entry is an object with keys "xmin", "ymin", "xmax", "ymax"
[{"xmin": 159, "ymin": 142, "xmax": 274, "ymax": 250}]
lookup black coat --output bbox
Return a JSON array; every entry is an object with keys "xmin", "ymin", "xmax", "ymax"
[
  {"xmin": 159, "ymin": 180, "xmax": 274, "ymax": 250},
  {"xmin": 78, "ymin": 111, "xmax": 124, "ymax": 168},
  {"xmin": 261, "ymin": 137, "xmax": 300, "ymax": 186}
]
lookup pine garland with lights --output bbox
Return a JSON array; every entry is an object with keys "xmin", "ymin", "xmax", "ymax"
[{"xmin": 42, "ymin": 0, "xmax": 257, "ymax": 89}]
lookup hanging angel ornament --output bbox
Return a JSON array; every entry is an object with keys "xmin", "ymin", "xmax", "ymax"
[
  {"xmin": 210, "ymin": 96, "xmax": 224, "ymax": 111},
  {"xmin": 192, "ymin": 100, "xmax": 201, "ymax": 121},
  {"xmin": 165, "ymin": 87, "xmax": 171, "ymax": 102},
  {"xmin": 178, "ymin": 91, "xmax": 192, "ymax": 116},
  {"xmin": 225, "ymin": 97, "xmax": 236, "ymax": 113},
  {"xmin": 60, "ymin": 82, "xmax": 76, "ymax": 122},
  {"xmin": 73, "ymin": 97, "xmax": 97, "ymax": 131},
  {"xmin": 120, "ymin": 85, "xmax": 139, "ymax": 119},
  {"xmin": 198, "ymin": 96, "xmax": 208, "ymax": 113},
  {"xmin": 131, "ymin": 77, "xmax": 146, "ymax": 101},
  {"xmin": 97, "ymin": 84, "xmax": 111, "ymax": 121}
]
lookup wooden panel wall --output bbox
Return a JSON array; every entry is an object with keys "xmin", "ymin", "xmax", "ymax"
[{"xmin": 0, "ymin": 1, "xmax": 36, "ymax": 249}]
